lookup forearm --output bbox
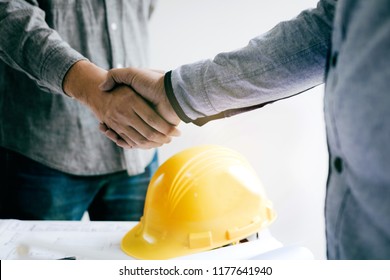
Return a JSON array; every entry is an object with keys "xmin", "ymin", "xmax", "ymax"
[
  {"xmin": 0, "ymin": 0, "xmax": 85, "ymax": 94},
  {"xmin": 168, "ymin": 0, "xmax": 336, "ymax": 125}
]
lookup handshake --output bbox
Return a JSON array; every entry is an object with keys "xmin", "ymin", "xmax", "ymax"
[{"xmin": 63, "ymin": 60, "xmax": 181, "ymax": 149}]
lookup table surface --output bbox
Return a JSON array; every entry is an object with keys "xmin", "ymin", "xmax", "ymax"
[{"xmin": 0, "ymin": 219, "xmax": 312, "ymax": 260}]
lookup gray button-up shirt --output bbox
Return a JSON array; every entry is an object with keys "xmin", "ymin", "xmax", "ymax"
[
  {"xmin": 0, "ymin": 0, "xmax": 156, "ymax": 175},
  {"xmin": 167, "ymin": 0, "xmax": 390, "ymax": 259}
]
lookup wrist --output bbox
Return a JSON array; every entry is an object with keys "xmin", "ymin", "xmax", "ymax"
[
  {"xmin": 163, "ymin": 71, "xmax": 190, "ymax": 124},
  {"xmin": 63, "ymin": 60, "xmax": 107, "ymax": 102},
  {"xmin": 156, "ymin": 74, "xmax": 179, "ymax": 126}
]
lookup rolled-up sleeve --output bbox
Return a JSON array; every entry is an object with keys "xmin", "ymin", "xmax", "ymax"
[
  {"xmin": 0, "ymin": 0, "xmax": 86, "ymax": 94},
  {"xmin": 169, "ymin": 0, "xmax": 336, "ymax": 125}
]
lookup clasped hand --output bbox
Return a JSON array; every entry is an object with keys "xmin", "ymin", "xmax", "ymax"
[{"xmin": 63, "ymin": 60, "xmax": 180, "ymax": 149}]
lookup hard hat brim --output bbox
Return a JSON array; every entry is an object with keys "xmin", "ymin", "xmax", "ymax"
[{"xmin": 121, "ymin": 223, "xmax": 202, "ymax": 260}]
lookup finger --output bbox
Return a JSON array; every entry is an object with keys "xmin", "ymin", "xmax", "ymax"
[
  {"xmin": 116, "ymin": 139, "xmax": 133, "ymax": 149},
  {"xmin": 121, "ymin": 123, "xmax": 168, "ymax": 148},
  {"xmin": 99, "ymin": 124, "xmax": 129, "ymax": 146},
  {"xmin": 99, "ymin": 122, "xmax": 109, "ymax": 132},
  {"xmin": 117, "ymin": 127, "xmax": 163, "ymax": 149},
  {"xmin": 109, "ymin": 87, "xmax": 177, "ymax": 141},
  {"xmin": 116, "ymin": 138, "xmax": 132, "ymax": 149},
  {"xmin": 117, "ymin": 132, "xmax": 137, "ymax": 148},
  {"xmin": 105, "ymin": 129, "xmax": 119, "ymax": 141},
  {"xmin": 135, "ymin": 107, "xmax": 181, "ymax": 138},
  {"xmin": 109, "ymin": 118, "xmax": 166, "ymax": 149},
  {"xmin": 130, "ymin": 94, "xmax": 180, "ymax": 139},
  {"xmin": 98, "ymin": 122, "xmax": 118, "ymax": 142},
  {"xmin": 163, "ymin": 124, "xmax": 181, "ymax": 137},
  {"xmin": 101, "ymin": 126, "xmax": 137, "ymax": 149},
  {"xmin": 102, "ymin": 127, "xmax": 119, "ymax": 143}
]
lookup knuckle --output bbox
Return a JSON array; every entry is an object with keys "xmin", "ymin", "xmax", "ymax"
[
  {"xmin": 137, "ymin": 138, "xmax": 149, "ymax": 146},
  {"xmin": 144, "ymin": 130, "xmax": 159, "ymax": 141},
  {"xmin": 144, "ymin": 116, "xmax": 158, "ymax": 127},
  {"xmin": 106, "ymin": 131, "xmax": 118, "ymax": 140}
]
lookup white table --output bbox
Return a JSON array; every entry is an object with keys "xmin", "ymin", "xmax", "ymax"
[{"xmin": 0, "ymin": 219, "xmax": 313, "ymax": 260}]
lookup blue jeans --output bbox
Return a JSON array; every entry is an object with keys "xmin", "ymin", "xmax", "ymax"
[{"xmin": 0, "ymin": 147, "xmax": 158, "ymax": 221}]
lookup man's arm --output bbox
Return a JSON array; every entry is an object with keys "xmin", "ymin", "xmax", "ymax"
[
  {"xmin": 168, "ymin": 0, "xmax": 336, "ymax": 125},
  {"xmin": 0, "ymin": 0, "xmax": 179, "ymax": 148},
  {"xmin": 0, "ymin": 0, "xmax": 84, "ymax": 94},
  {"xmin": 100, "ymin": 0, "xmax": 336, "ymax": 128}
]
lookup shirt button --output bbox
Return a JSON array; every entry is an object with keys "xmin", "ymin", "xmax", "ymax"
[
  {"xmin": 110, "ymin": 22, "xmax": 118, "ymax": 31},
  {"xmin": 334, "ymin": 157, "xmax": 343, "ymax": 173}
]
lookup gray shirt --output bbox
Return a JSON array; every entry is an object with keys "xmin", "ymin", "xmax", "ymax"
[
  {"xmin": 168, "ymin": 0, "xmax": 390, "ymax": 259},
  {"xmin": 0, "ymin": 0, "xmax": 156, "ymax": 175}
]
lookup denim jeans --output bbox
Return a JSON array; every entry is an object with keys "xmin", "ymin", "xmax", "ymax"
[{"xmin": 0, "ymin": 147, "xmax": 158, "ymax": 221}]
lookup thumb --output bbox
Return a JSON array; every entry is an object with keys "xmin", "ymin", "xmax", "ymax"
[{"xmin": 99, "ymin": 68, "xmax": 135, "ymax": 91}]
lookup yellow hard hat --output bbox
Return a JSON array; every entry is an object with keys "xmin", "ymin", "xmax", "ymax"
[{"xmin": 121, "ymin": 145, "xmax": 276, "ymax": 259}]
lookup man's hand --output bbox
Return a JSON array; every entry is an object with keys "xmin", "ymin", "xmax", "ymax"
[
  {"xmin": 63, "ymin": 60, "xmax": 179, "ymax": 149},
  {"xmin": 99, "ymin": 67, "xmax": 180, "ymax": 127}
]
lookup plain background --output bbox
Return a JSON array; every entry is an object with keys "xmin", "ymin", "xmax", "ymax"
[{"xmin": 149, "ymin": 0, "xmax": 328, "ymax": 259}]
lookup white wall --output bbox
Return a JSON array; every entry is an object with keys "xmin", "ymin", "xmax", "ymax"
[{"xmin": 149, "ymin": 0, "xmax": 328, "ymax": 259}]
